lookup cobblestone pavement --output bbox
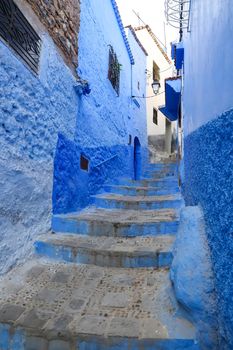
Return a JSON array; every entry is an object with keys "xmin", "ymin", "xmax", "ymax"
[{"xmin": 0, "ymin": 259, "xmax": 195, "ymax": 341}]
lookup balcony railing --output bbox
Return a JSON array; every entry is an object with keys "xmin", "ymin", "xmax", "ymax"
[{"xmin": 165, "ymin": 0, "xmax": 191, "ymax": 35}]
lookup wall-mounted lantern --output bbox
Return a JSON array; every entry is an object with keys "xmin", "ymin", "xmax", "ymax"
[{"xmin": 152, "ymin": 80, "xmax": 161, "ymax": 95}]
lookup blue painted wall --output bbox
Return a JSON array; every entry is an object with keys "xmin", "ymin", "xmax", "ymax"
[
  {"xmin": 53, "ymin": 0, "xmax": 148, "ymax": 214},
  {"xmin": 0, "ymin": 0, "xmax": 148, "ymax": 272},
  {"xmin": 0, "ymin": 3, "xmax": 79, "ymax": 274},
  {"xmin": 182, "ymin": 0, "xmax": 233, "ymax": 347}
]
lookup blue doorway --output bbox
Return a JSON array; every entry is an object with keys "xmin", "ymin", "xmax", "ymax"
[{"xmin": 134, "ymin": 137, "xmax": 141, "ymax": 180}]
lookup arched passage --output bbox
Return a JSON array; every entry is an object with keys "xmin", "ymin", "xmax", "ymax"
[{"xmin": 134, "ymin": 137, "xmax": 141, "ymax": 180}]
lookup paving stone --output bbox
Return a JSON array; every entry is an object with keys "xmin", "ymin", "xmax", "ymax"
[
  {"xmin": 17, "ymin": 309, "xmax": 51, "ymax": 329},
  {"xmin": 68, "ymin": 298, "xmax": 85, "ymax": 311},
  {"xmin": 37, "ymin": 288, "xmax": 62, "ymax": 303},
  {"xmin": 48, "ymin": 340, "xmax": 70, "ymax": 350},
  {"xmin": 140, "ymin": 319, "xmax": 169, "ymax": 339},
  {"xmin": 101, "ymin": 292, "xmax": 131, "ymax": 308},
  {"xmin": 70, "ymin": 315, "xmax": 109, "ymax": 336},
  {"xmin": 108, "ymin": 317, "xmax": 140, "ymax": 338},
  {"xmin": 0, "ymin": 303, "xmax": 25, "ymax": 322},
  {"xmin": 25, "ymin": 336, "xmax": 48, "ymax": 350},
  {"xmin": 51, "ymin": 271, "xmax": 70, "ymax": 283},
  {"xmin": 26, "ymin": 266, "xmax": 46, "ymax": 280}
]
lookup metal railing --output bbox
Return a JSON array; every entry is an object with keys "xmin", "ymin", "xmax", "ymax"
[
  {"xmin": 165, "ymin": 0, "xmax": 191, "ymax": 32},
  {"xmin": 91, "ymin": 154, "xmax": 118, "ymax": 170}
]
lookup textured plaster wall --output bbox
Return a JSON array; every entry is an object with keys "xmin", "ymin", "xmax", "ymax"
[
  {"xmin": 0, "ymin": 3, "xmax": 79, "ymax": 273},
  {"xmin": 171, "ymin": 206, "xmax": 218, "ymax": 349},
  {"xmin": 183, "ymin": 112, "xmax": 233, "ymax": 348},
  {"xmin": 77, "ymin": 0, "xmax": 147, "ymax": 150},
  {"xmin": 183, "ymin": 1, "xmax": 233, "ymax": 345},
  {"xmin": 53, "ymin": 0, "xmax": 148, "ymax": 214},
  {"xmin": 0, "ymin": 0, "xmax": 148, "ymax": 273}
]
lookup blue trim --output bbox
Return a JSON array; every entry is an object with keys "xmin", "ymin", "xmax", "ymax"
[
  {"xmin": 175, "ymin": 42, "xmax": 184, "ymax": 70},
  {"xmin": 110, "ymin": 0, "xmax": 135, "ymax": 65},
  {"xmin": 159, "ymin": 78, "xmax": 181, "ymax": 121}
]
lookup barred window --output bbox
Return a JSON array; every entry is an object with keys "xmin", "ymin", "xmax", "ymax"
[
  {"xmin": 0, "ymin": 0, "xmax": 41, "ymax": 73},
  {"xmin": 108, "ymin": 45, "xmax": 120, "ymax": 95}
]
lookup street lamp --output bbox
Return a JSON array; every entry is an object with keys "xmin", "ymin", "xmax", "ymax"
[{"xmin": 152, "ymin": 80, "xmax": 161, "ymax": 95}]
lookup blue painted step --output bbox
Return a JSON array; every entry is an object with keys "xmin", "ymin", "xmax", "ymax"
[
  {"xmin": 34, "ymin": 234, "xmax": 175, "ymax": 268},
  {"xmin": 92, "ymin": 193, "xmax": 183, "ymax": 210},
  {"xmin": 103, "ymin": 184, "xmax": 180, "ymax": 196},
  {"xmin": 52, "ymin": 208, "xmax": 179, "ymax": 237},
  {"xmin": 79, "ymin": 337, "xmax": 200, "ymax": 350},
  {"xmin": 143, "ymin": 170, "xmax": 177, "ymax": 178},
  {"xmin": 145, "ymin": 162, "xmax": 177, "ymax": 170},
  {"xmin": 115, "ymin": 176, "xmax": 179, "ymax": 189}
]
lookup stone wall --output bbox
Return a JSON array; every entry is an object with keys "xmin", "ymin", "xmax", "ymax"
[{"xmin": 25, "ymin": 0, "xmax": 80, "ymax": 70}]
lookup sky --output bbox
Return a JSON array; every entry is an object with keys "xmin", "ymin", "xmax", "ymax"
[{"xmin": 117, "ymin": 0, "xmax": 178, "ymax": 53}]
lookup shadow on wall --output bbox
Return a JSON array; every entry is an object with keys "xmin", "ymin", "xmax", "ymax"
[{"xmin": 53, "ymin": 133, "xmax": 136, "ymax": 214}]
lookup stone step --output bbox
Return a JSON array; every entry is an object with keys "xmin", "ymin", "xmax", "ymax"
[
  {"xmin": 146, "ymin": 162, "xmax": 177, "ymax": 170},
  {"xmin": 52, "ymin": 208, "xmax": 179, "ymax": 237},
  {"xmin": 115, "ymin": 176, "xmax": 179, "ymax": 189},
  {"xmin": 103, "ymin": 184, "xmax": 180, "ymax": 196},
  {"xmin": 92, "ymin": 193, "xmax": 183, "ymax": 210},
  {"xmin": 0, "ymin": 259, "xmax": 200, "ymax": 349},
  {"xmin": 143, "ymin": 169, "xmax": 177, "ymax": 178},
  {"xmin": 35, "ymin": 234, "xmax": 175, "ymax": 268}
]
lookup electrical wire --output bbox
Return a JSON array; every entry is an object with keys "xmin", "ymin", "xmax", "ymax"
[{"xmin": 132, "ymin": 91, "xmax": 165, "ymax": 99}]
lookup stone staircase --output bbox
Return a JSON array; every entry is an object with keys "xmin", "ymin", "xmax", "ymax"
[{"xmin": 0, "ymin": 162, "xmax": 200, "ymax": 349}]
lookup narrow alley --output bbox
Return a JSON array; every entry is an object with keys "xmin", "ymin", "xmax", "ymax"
[{"xmin": 0, "ymin": 0, "xmax": 232, "ymax": 349}]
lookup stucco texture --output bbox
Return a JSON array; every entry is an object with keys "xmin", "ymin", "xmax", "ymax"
[
  {"xmin": 0, "ymin": 31, "xmax": 78, "ymax": 274},
  {"xmin": 183, "ymin": 110, "xmax": 233, "ymax": 348},
  {"xmin": 0, "ymin": 0, "xmax": 148, "ymax": 274},
  {"xmin": 52, "ymin": 0, "xmax": 148, "ymax": 214}
]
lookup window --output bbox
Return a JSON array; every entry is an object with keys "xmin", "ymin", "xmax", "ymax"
[
  {"xmin": 153, "ymin": 61, "xmax": 160, "ymax": 82},
  {"xmin": 80, "ymin": 154, "xmax": 89, "ymax": 171},
  {"xmin": 0, "ymin": 0, "xmax": 41, "ymax": 73},
  {"xmin": 108, "ymin": 45, "xmax": 120, "ymax": 95},
  {"xmin": 153, "ymin": 108, "xmax": 158, "ymax": 125}
]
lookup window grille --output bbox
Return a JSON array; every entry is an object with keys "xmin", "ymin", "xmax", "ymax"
[
  {"xmin": 108, "ymin": 45, "xmax": 120, "ymax": 95},
  {"xmin": 0, "ymin": 0, "xmax": 41, "ymax": 73},
  {"xmin": 165, "ymin": 0, "xmax": 191, "ymax": 34}
]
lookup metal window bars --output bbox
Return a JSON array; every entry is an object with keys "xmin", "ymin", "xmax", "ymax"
[
  {"xmin": 165, "ymin": 0, "xmax": 191, "ymax": 39},
  {"xmin": 0, "ymin": 0, "xmax": 41, "ymax": 73}
]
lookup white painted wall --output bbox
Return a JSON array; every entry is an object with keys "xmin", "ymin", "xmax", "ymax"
[
  {"xmin": 135, "ymin": 28, "xmax": 176, "ymax": 139},
  {"xmin": 183, "ymin": 0, "xmax": 233, "ymax": 136}
]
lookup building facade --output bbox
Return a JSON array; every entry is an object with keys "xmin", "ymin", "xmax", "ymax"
[
  {"xmin": 179, "ymin": 0, "xmax": 233, "ymax": 347},
  {"xmin": 0, "ymin": 0, "xmax": 147, "ymax": 274},
  {"xmin": 134, "ymin": 25, "xmax": 176, "ymax": 155}
]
